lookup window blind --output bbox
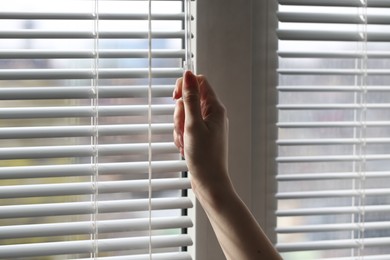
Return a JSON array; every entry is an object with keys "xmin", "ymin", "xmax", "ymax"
[
  {"xmin": 276, "ymin": 0, "xmax": 390, "ymax": 259},
  {"xmin": 0, "ymin": 0, "xmax": 193, "ymax": 259}
]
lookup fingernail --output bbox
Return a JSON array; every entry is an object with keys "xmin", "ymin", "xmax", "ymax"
[
  {"xmin": 184, "ymin": 70, "xmax": 195, "ymax": 85},
  {"xmin": 172, "ymin": 89, "xmax": 177, "ymax": 100}
]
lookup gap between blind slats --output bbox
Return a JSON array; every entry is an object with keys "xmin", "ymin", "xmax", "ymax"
[
  {"xmin": 0, "ymin": 216, "xmax": 192, "ymax": 239},
  {"xmin": 278, "ymin": 12, "xmax": 390, "ymax": 24},
  {"xmin": 278, "ymin": 51, "xmax": 390, "ymax": 59},
  {"xmin": 277, "ymin": 29, "xmax": 390, "ymax": 42},
  {"xmin": 0, "ymin": 68, "xmax": 183, "ymax": 80},
  {"xmin": 0, "ymin": 142, "xmax": 177, "ymax": 159},
  {"xmin": 276, "ymin": 221, "xmax": 390, "ymax": 233},
  {"xmin": 277, "ymin": 171, "xmax": 390, "ymax": 181},
  {"xmin": 0, "ymin": 12, "xmax": 184, "ymax": 20},
  {"xmin": 276, "ymin": 237, "xmax": 390, "ymax": 252},
  {"xmin": 0, "ymin": 85, "xmax": 174, "ymax": 100},
  {"xmin": 0, "ymin": 49, "xmax": 185, "ymax": 59},
  {"xmin": 0, "ymin": 123, "xmax": 173, "ymax": 139},
  {"xmin": 0, "ymin": 160, "xmax": 188, "ymax": 179},
  {"xmin": 277, "ymin": 205, "xmax": 390, "ymax": 217},
  {"xmin": 0, "ymin": 197, "xmax": 193, "ymax": 219},
  {"xmin": 74, "ymin": 252, "xmax": 192, "ymax": 260},
  {"xmin": 0, "ymin": 104, "xmax": 174, "ymax": 119},
  {"xmin": 278, "ymin": 0, "xmax": 390, "ymax": 8},
  {"xmin": 0, "ymin": 178, "xmax": 191, "ymax": 199},
  {"xmin": 0, "ymin": 235, "xmax": 192, "ymax": 259},
  {"xmin": 276, "ymin": 188, "xmax": 390, "ymax": 199},
  {"xmin": 0, "ymin": 30, "xmax": 184, "ymax": 39}
]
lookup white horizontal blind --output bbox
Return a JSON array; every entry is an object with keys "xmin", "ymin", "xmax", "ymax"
[
  {"xmin": 276, "ymin": 0, "xmax": 390, "ymax": 259},
  {"xmin": 0, "ymin": 0, "xmax": 193, "ymax": 259}
]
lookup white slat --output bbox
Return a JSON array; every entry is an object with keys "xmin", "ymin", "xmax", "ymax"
[
  {"xmin": 0, "ymin": 85, "xmax": 174, "ymax": 100},
  {"xmin": 278, "ymin": 0, "xmax": 390, "ymax": 8},
  {"xmin": 0, "ymin": 216, "xmax": 192, "ymax": 239},
  {"xmin": 0, "ymin": 178, "xmax": 191, "ymax": 199},
  {"xmin": 0, "ymin": 68, "xmax": 183, "ymax": 80},
  {"xmin": 0, "ymin": 49, "xmax": 185, "ymax": 59},
  {"xmin": 0, "ymin": 104, "xmax": 174, "ymax": 119},
  {"xmin": 0, "ymin": 235, "xmax": 192, "ymax": 258},
  {"xmin": 0, "ymin": 197, "xmax": 193, "ymax": 219},
  {"xmin": 0, "ymin": 160, "xmax": 188, "ymax": 179},
  {"xmin": 0, "ymin": 142, "xmax": 177, "ymax": 159},
  {"xmin": 276, "ymin": 237, "xmax": 390, "ymax": 252}
]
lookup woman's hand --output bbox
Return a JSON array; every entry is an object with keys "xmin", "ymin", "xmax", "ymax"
[{"xmin": 173, "ymin": 71, "xmax": 230, "ymax": 194}]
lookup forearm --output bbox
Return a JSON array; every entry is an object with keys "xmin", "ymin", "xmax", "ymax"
[{"xmin": 192, "ymin": 174, "xmax": 282, "ymax": 260}]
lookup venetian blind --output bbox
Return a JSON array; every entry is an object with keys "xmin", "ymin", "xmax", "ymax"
[
  {"xmin": 0, "ymin": 0, "xmax": 194, "ymax": 259},
  {"xmin": 276, "ymin": 0, "xmax": 390, "ymax": 259}
]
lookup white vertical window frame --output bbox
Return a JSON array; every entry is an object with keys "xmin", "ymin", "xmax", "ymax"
[
  {"xmin": 0, "ymin": 0, "xmax": 194, "ymax": 259},
  {"xmin": 277, "ymin": 0, "xmax": 390, "ymax": 259},
  {"xmin": 194, "ymin": 0, "xmax": 278, "ymax": 259}
]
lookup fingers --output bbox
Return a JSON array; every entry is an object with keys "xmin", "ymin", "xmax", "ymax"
[
  {"xmin": 181, "ymin": 71, "xmax": 203, "ymax": 125},
  {"xmin": 173, "ymin": 98, "xmax": 185, "ymax": 154}
]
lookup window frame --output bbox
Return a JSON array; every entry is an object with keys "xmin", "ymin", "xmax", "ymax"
[{"xmin": 190, "ymin": 0, "xmax": 278, "ymax": 259}]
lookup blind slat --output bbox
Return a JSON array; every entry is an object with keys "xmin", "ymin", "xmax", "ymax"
[
  {"xmin": 0, "ymin": 30, "xmax": 185, "ymax": 39},
  {"xmin": 278, "ymin": 137, "xmax": 390, "ymax": 145},
  {"xmin": 0, "ymin": 123, "xmax": 173, "ymax": 139},
  {"xmin": 277, "ymin": 85, "xmax": 390, "ymax": 92},
  {"xmin": 277, "ymin": 154, "xmax": 390, "ymax": 163},
  {"xmin": 0, "ymin": 217, "xmax": 192, "ymax": 239},
  {"xmin": 0, "ymin": 235, "xmax": 192, "ymax": 258},
  {"xmin": 74, "ymin": 252, "xmax": 192, "ymax": 260},
  {"xmin": 278, "ymin": 104, "xmax": 390, "ymax": 110},
  {"xmin": 277, "ymin": 221, "xmax": 390, "ymax": 233},
  {"xmin": 277, "ymin": 171, "xmax": 390, "ymax": 181},
  {"xmin": 0, "ymin": 160, "xmax": 188, "ymax": 179},
  {"xmin": 278, "ymin": 51, "xmax": 390, "ymax": 59},
  {"xmin": 0, "ymin": 104, "xmax": 174, "ymax": 119},
  {"xmin": 278, "ymin": 12, "xmax": 390, "ymax": 25},
  {"xmin": 277, "ymin": 237, "xmax": 390, "ymax": 252},
  {"xmin": 277, "ymin": 205, "xmax": 390, "ymax": 217},
  {"xmin": 276, "ymin": 188, "xmax": 390, "ymax": 199},
  {"xmin": 0, "ymin": 68, "xmax": 183, "ymax": 80},
  {"xmin": 316, "ymin": 255, "xmax": 390, "ymax": 260},
  {"xmin": 278, "ymin": 121, "xmax": 390, "ymax": 128},
  {"xmin": 0, "ymin": 12, "xmax": 185, "ymax": 20},
  {"xmin": 0, "ymin": 142, "xmax": 177, "ymax": 159},
  {"xmin": 0, "ymin": 178, "xmax": 191, "ymax": 199},
  {"xmin": 0, "ymin": 85, "xmax": 174, "ymax": 100},
  {"xmin": 278, "ymin": 0, "xmax": 390, "ymax": 8},
  {"xmin": 278, "ymin": 29, "xmax": 390, "ymax": 42},
  {"xmin": 0, "ymin": 197, "xmax": 193, "ymax": 219},
  {"xmin": 278, "ymin": 68, "xmax": 390, "ymax": 75},
  {"xmin": 0, "ymin": 49, "xmax": 185, "ymax": 59}
]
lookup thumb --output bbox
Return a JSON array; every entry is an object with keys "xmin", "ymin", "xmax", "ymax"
[{"xmin": 182, "ymin": 70, "xmax": 203, "ymax": 125}]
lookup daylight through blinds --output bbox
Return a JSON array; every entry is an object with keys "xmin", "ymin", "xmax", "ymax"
[
  {"xmin": 0, "ymin": 0, "xmax": 193, "ymax": 259},
  {"xmin": 277, "ymin": 0, "xmax": 390, "ymax": 259}
]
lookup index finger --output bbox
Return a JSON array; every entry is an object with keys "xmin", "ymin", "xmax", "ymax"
[{"xmin": 173, "ymin": 73, "xmax": 218, "ymax": 102}]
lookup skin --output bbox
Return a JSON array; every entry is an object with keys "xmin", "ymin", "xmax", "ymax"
[{"xmin": 173, "ymin": 71, "xmax": 282, "ymax": 260}]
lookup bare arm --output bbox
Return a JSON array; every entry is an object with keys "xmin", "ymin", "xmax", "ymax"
[{"xmin": 173, "ymin": 71, "xmax": 281, "ymax": 260}]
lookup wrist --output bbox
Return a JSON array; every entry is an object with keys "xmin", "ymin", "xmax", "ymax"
[{"xmin": 190, "ymin": 170, "xmax": 236, "ymax": 210}]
